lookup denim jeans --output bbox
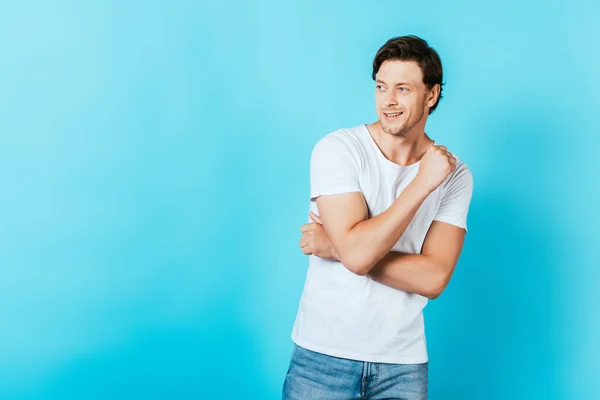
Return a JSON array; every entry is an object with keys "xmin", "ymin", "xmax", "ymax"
[{"xmin": 282, "ymin": 344, "xmax": 428, "ymax": 400}]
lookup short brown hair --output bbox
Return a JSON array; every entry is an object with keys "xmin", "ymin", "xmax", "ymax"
[{"xmin": 372, "ymin": 35, "xmax": 444, "ymax": 114}]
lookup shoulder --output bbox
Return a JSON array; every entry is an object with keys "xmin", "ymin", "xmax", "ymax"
[
  {"xmin": 311, "ymin": 125, "xmax": 366, "ymax": 159},
  {"xmin": 313, "ymin": 125, "xmax": 364, "ymax": 150},
  {"xmin": 442, "ymin": 154, "xmax": 474, "ymax": 192},
  {"xmin": 452, "ymin": 157, "xmax": 472, "ymax": 179}
]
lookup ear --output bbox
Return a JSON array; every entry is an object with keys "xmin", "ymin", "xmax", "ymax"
[{"xmin": 426, "ymin": 84, "xmax": 441, "ymax": 108}]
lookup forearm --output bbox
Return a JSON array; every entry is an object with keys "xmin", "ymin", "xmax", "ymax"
[
  {"xmin": 335, "ymin": 181, "xmax": 430, "ymax": 275},
  {"xmin": 368, "ymin": 252, "xmax": 450, "ymax": 299}
]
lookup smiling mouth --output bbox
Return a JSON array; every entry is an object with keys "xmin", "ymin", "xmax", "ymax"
[{"xmin": 384, "ymin": 112, "xmax": 403, "ymax": 117}]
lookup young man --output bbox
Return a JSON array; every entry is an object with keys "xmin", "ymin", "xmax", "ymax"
[{"xmin": 282, "ymin": 36, "xmax": 474, "ymax": 399}]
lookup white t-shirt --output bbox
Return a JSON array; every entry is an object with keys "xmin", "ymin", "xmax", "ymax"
[{"xmin": 290, "ymin": 123, "xmax": 474, "ymax": 364}]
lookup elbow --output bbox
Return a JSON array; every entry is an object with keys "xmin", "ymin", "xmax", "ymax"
[
  {"xmin": 341, "ymin": 254, "xmax": 375, "ymax": 276},
  {"xmin": 423, "ymin": 273, "xmax": 451, "ymax": 300},
  {"xmin": 345, "ymin": 261, "xmax": 371, "ymax": 276},
  {"xmin": 349, "ymin": 265, "xmax": 372, "ymax": 276},
  {"xmin": 423, "ymin": 287, "xmax": 443, "ymax": 300}
]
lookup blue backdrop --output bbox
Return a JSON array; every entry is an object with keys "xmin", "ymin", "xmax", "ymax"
[{"xmin": 1, "ymin": 1, "xmax": 598, "ymax": 399}]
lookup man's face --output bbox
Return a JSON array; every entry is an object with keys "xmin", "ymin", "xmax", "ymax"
[{"xmin": 375, "ymin": 60, "xmax": 435, "ymax": 137}]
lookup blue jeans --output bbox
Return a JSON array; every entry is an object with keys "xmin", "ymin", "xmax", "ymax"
[{"xmin": 282, "ymin": 344, "xmax": 428, "ymax": 400}]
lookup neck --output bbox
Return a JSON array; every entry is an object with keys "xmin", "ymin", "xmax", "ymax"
[{"xmin": 367, "ymin": 121, "xmax": 433, "ymax": 166}]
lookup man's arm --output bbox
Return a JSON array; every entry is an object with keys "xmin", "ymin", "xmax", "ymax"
[
  {"xmin": 301, "ymin": 163, "xmax": 473, "ymax": 298},
  {"xmin": 315, "ymin": 181, "xmax": 430, "ymax": 276},
  {"xmin": 300, "ymin": 218, "xmax": 464, "ymax": 299},
  {"xmin": 368, "ymin": 221, "xmax": 465, "ymax": 299},
  {"xmin": 369, "ymin": 163, "xmax": 473, "ymax": 298},
  {"xmin": 314, "ymin": 145, "xmax": 455, "ymax": 276}
]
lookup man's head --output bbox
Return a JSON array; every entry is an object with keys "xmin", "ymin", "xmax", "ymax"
[{"xmin": 372, "ymin": 35, "xmax": 444, "ymax": 137}]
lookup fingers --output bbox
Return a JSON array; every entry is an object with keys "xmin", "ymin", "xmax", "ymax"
[
  {"xmin": 300, "ymin": 223, "xmax": 312, "ymax": 233},
  {"xmin": 300, "ymin": 214, "xmax": 325, "ymax": 255},
  {"xmin": 302, "ymin": 211, "xmax": 326, "ymax": 233},
  {"xmin": 299, "ymin": 234, "xmax": 309, "ymax": 248},
  {"xmin": 299, "ymin": 232, "xmax": 313, "ymax": 255},
  {"xmin": 447, "ymin": 152, "xmax": 457, "ymax": 166},
  {"xmin": 301, "ymin": 222, "xmax": 322, "ymax": 233},
  {"xmin": 445, "ymin": 152, "xmax": 456, "ymax": 171},
  {"xmin": 449, "ymin": 154, "xmax": 457, "ymax": 172},
  {"xmin": 309, "ymin": 211, "xmax": 322, "ymax": 224},
  {"xmin": 435, "ymin": 145, "xmax": 456, "ymax": 165},
  {"xmin": 434, "ymin": 145, "xmax": 457, "ymax": 173}
]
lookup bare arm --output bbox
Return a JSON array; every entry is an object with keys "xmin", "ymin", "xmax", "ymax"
[
  {"xmin": 313, "ymin": 144, "xmax": 456, "ymax": 276},
  {"xmin": 305, "ymin": 141, "xmax": 456, "ymax": 276},
  {"xmin": 368, "ymin": 221, "xmax": 465, "ymax": 299},
  {"xmin": 300, "ymin": 218, "xmax": 465, "ymax": 298},
  {"xmin": 315, "ymin": 181, "xmax": 430, "ymax": 275}
]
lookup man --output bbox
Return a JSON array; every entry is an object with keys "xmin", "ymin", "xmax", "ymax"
[{"xmin": 282, "ymin": 35, "xmax": 474, "ymax": 400}]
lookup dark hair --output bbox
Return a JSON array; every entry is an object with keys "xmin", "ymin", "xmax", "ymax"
[{"xmin": 372, "ymin": 35, "xmax": 444, "ymax": 114}]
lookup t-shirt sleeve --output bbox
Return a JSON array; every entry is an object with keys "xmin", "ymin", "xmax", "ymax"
[
  {"xmin": 310, "ymin": 135, "xmax": 361, "ymax": 201},
  {"xmin": 433, "ymin": 163, "xmax": 474, "ymax": 232}
]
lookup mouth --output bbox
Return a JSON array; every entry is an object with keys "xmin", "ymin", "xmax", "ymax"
[{"xmin": 383, "ymin": 111, "xmax": 403, "ymax": 121}]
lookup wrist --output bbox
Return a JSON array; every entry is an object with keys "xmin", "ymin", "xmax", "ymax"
[
  {"xmin": 410, "ymin": 177, "xmax": 434, "ymax": 197},
  {"xmin": 330, "ymin": 244, "xmax": 340, "ymax": 260}
]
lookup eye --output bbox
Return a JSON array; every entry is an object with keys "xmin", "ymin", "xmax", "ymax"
[
  {"xmin": 399, "ymin": 87, "xmax": 409, "ymax": 92},
  {"xmin": 376, "ymin": 85, "xmax": 384, "ymax": 90}
]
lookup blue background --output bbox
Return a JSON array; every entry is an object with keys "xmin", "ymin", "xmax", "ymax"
[{"xmin": 1, "ymin": 1, "xmax": 598, "ymax": 399}]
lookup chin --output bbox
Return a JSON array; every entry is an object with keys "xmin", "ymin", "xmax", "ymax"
[
  {"xmin": 390, "ymin": 129, "xmax": 410, "ymax": 137},
  {"xmin": 381, "ymin": 122, "xmax": 407, "ymax": 136}
]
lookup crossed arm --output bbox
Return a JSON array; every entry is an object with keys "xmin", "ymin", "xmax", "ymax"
[
  {"xmin": 301, "ymin": 188, "xmax": 466, "ymax": 299},
  {"xmin": 367, "ymin": 220, "xmax": 464, "ymax": 299}
]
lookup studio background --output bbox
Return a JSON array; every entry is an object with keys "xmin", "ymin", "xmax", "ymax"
[{"xmin": 0, "ymin": 1, "xmax": 598, "ymax": 399}]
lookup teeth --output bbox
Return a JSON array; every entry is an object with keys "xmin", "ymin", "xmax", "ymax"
[{"xmin": 386, "ymin": 113, "xmax": 401, "ymax": 117}]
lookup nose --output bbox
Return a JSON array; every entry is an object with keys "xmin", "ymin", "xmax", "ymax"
[{"xmin": 384, "ymin": 90, "xmax": 399, "ymax": 107}]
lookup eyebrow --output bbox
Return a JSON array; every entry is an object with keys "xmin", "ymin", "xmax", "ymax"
[{"xmin": 375, "ymin": 79, "xmax": 413, "ymax": 86}]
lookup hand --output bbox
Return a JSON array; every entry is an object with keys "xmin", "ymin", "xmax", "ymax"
[
  {"xmin": 299, "ymin": 212, "xmax": 338, "ymax": 260},
  {"xmin": 414, "ymin": 144, "xmax": 457, "ymax": 193}
]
